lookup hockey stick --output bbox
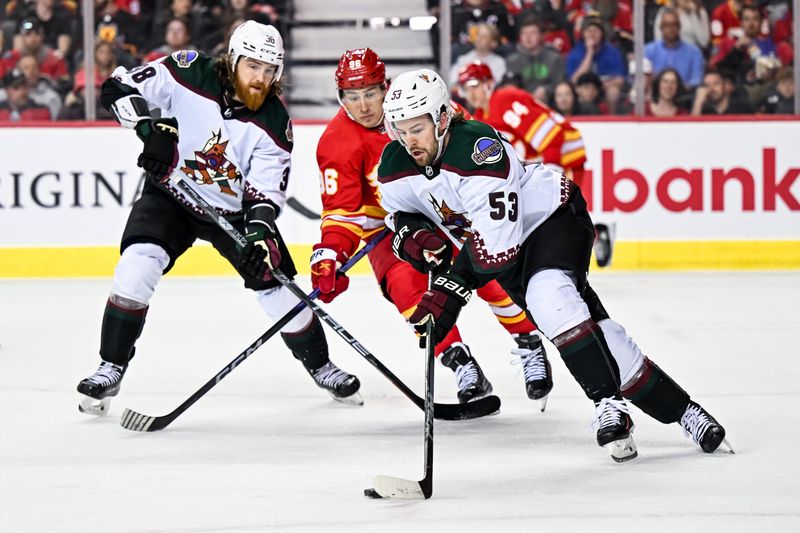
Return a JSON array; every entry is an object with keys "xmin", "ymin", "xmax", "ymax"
[
  {"xmin": 366, "ymin": 271, "xmax": 436, "ymax": 500},
  {"xmin": 286, "ymin": 196, "xmax": 321, "ymax": 220},
  {"xmin": 119, "ymin": 227, "xmax": 383, "ymax": 432},
  {"xmin": 164, "ymin": 173, "xmax": 501, "ymax": 422}
]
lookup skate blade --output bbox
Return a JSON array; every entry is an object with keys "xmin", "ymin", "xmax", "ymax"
[
  {"xmin": 330, "ymin": 390, "xmax": 364, "ymax": 406},
  {"xmin": 604, "ymin": 435, "xmax": 638, "ymax": 463},
  {"xmin": 720, "ymin": 438, "xmax": 735, "ymax": 454},
  {"xmin": 535, "ymin": 394, "xmax": 549, "ymax": 413},
  {"xmin": 78, "ymin": 395, "xmax": 111, "ymax": 416}
]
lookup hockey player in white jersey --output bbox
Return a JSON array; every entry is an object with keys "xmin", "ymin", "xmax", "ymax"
[
  {"xmin": 377, "ymin": 69, "xmax": 729, "ymax": 461},
  {"xmin": 77, "ymin": 21, "xmax": 362, "ymax": 414}
]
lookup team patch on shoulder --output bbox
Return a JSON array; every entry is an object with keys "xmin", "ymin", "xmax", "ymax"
[
  {"xmin": 172, "ymin": 50, "xmax": 199, "ymax": 68},
  {"xmin": 471, "ymin": 137, "xmax": 503, "ymax": 165},
  {"xmin": 285, "ymin": 118, "xmax": 294, "ymax": 143}
]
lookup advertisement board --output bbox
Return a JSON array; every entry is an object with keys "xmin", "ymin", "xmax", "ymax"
[{"xmin": 1, "ymin": 119, "xmax": 798, "ymax": 276}]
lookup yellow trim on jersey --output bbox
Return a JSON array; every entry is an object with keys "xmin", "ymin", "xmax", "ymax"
[
  {"xmin": 2, "ymin": 241, "xmax": 800, "ymax": 277},
  {"xmin": 321, "ymin": 218, "xmax": 363, "ymax": 234},
  {"xmin": 486, "ymin": 296, "xmax": 514, "ymax": 307},
  {"xmin": 537, "ymin": 124, "xmax": 561, "ymax": 153},
  {"xmin": 563, "ymin": 130, "xmax": 583, "ymax": 142},
  {"xmin": 561, "ymin": 147, "xmax": 586, "ymax": 166},
  {"xmin": 322, "ymin": 206, "xmax": 367, "ymax": 218},
  {"xmin": 496, "ymin": 312, "xmax": 528, "ymax": 325},
  {"xmin": 523, "ymin": 114, "xmax": 549, "ymax": 144}
]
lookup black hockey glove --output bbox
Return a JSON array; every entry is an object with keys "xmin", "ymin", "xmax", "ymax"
[
  {"xmin": 238, "ymin": 202, "xmax": 281, "ymax": 281},
  {"xmin": 135, "ymin": 117, "xmax": 179, "ymax": 183},
  {"xmin": 408, "ymin": 272, "xmax": 472, "ymax": 346},
  {"xmin": 392, "ymin": 213, "xmax": 452, "ymax": 274}
]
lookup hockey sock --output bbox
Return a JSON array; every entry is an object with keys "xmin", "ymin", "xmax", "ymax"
[
  {"xmin": 281, "ymin": 315, "xmax": 329, "ymax": 371},
  {"xmin": 99, "ymin": 297, "xmax": 148, "ymax": 366},
  {"xmin": 553, "ymin": 319, "xmax": 621, "ymax": 402},
  {"xmin": 475, "ymin": 283, "xmax": 536, "ymax": 336},
  {"xmin": 434, "ymin": 326, "xmax": 463, "ymax": 358},
  {"xmin": 622, "ymin": 357, "xmax": 691, "ymax": 424}
]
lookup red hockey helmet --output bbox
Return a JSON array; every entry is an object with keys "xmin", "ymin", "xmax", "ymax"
[
  {"xmin": 335, "ymin": 48, "xmax": 387, "ymax": 90},
  {"xmin": 458, "ymin": 61, "xmax": 493, "ymax": 87}
]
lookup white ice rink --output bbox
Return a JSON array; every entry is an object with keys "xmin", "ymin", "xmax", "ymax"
[{"xmin": 1, "ymin": 272, "xmax": 799, "ymax": 532}]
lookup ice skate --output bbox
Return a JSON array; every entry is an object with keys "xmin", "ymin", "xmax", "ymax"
[
  {"xmin": 309, "ymin": 361, "xmax": 363, "ymax": 406},
  {"xmin": 441, "ymin": 343, "xmax": 493, "ymax": 403},
  {"xmin": 680, "ymin": 401, "xmax": 733, "ymax": 453},
  {"xmin": 593, "ymin": 397, "xmax": 637, "ymax": 462},
  {"xmin": 594, "ymin": 223, "xmax": 613, "ymax": 268},
  {"xmin": 512, "ymin": 333, "xmax": 553, "ymax": 412},
  {"xmin": 77, "ymin": 361, "xmax": 126, "ymax": 416}
]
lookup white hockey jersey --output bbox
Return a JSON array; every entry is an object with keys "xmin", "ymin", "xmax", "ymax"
[
  {"xmin": 377, "ymin": 119, "xmax": 568, "ymax": 276},
  {"xmin": 111, "ymin": 50, "xmax": 292, "ymax": 216}
]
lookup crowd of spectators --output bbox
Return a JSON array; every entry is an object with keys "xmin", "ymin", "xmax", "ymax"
[
  {"xmin": 0, "ymin": 0, "xmax": 796, "ymax": 121},
  {"xmin": 0, "ymin": 0, "xmax": 287, "ymax": 121},
  {"xmin": 444, "ymin": 0, "xmax": 796, "ymax": 117}
]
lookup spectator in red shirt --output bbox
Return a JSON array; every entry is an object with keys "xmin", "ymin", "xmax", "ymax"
[
  {"xmin": 0, "ymin": 67, "xmax": 52, "ymax": 121},
  {"xmin": 711, "ymin": 5, "xmax": 778, "ymax": 83},
  {"xmin": 1, "ymin": 18, "xmax": 68, "ymax": 83},
  {"xmin": 710, "ymin": 0, "xmax": 744, "ymax": 45}
]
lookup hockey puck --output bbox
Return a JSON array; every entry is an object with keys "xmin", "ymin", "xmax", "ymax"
[{"xmin": 363, "ymin": 488, "xmax": 383, "ymax": 499}]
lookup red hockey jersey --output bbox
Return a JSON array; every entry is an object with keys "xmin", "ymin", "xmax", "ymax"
[
  {"xmin": 472, "ymin": 86, "xmax": 586, "ymax": 171},
  {"xmin": 316, "ymin": 107, "xmax": 390, "ymax": 257}
]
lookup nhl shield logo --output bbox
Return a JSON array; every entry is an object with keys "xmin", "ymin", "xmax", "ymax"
[{"xmin": 471, "ymin": 137, "xmax": 503, "ymax": 165}]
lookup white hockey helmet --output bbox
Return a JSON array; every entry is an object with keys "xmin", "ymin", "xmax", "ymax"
[
  {"xmin": 383, "ymin": 69, "xmax": 452, "ymax": 158},
  {"xmin": 228, "ymin": 21, "xmax": 284, "ymax": 82}
]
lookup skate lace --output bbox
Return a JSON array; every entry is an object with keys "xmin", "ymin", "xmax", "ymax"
[
  {"xmin": 591, "ymin": 397, "xmax": 632, "ymax": 431},
  {"xmin": 680, "ymin": 404, "xmax": 711, "ymax": 444},
  {"xmin": 454, "ymin": 361, "xmax": 479, "ymax": 392},
  {"xmin": 510, "ymin": 346, "xmax": 547, "ymax": 382},
  {"xmin": 86, "ymin": 362, "xmax": 123, "ymax": 387},
  {"xmin": 313, "ymin": 362, "xmax": 352, "ymax": 388}
]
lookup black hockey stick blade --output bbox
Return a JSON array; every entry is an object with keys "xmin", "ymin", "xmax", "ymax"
[
  {"xmin": 431, "ymin": 395, "xmax": 500, "ymax": 421},
  {"xmin": 286, "ymin": 196, "xmax": 321, "ymax": 219}
]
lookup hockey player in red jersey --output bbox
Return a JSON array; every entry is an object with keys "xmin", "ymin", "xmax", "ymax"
[
  {"xmin": 456, "ymin": 61, "xmax": 613, "ymax": 267},
  {"xmin": 311, "ymin": 48, "xmax": 553, "ymax": 405}
]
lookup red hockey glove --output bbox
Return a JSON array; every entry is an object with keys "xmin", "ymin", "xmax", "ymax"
[
  {"xmin": 310, "ymin": 244, "xmax": 350, "ymax": 303},
  {"xmin": 408, "ymin": 273, "xmax": 472, "ymax": 346}
]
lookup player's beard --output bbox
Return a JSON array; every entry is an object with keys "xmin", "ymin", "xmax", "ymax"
[{"xmin": 235, "ymin": 77, "xmax": 268, "ymax": 111}]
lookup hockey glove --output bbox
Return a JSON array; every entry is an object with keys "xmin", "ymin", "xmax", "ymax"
[
  {"xmin": 408, "ymin": 272, "xmax": 472, "ymax": 346},
  {"xmin": 239, "ymin": 202, "xmax": 281, "ymax": 281},
  {"xmin": 310, "ymin": 245, "xmax": 350, "ymax": 303},
  {"xmin": 135, "ymin": 117, "xmax": 179, "ymax": 183},
  {"xmin": 392, "ymin": 215, "xmax": 452, "ymax": 275}
]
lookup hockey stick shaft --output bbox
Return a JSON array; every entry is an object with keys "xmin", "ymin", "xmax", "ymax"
[
  {"xmin": 369, "ymin": 272, "xmax": 435, "ymax": 500},
  {"xmin": 421, "ymin": 271, "xmax": 436, "ymax": 498},
  {"xmin": 119, "ymin": 228, "xmax": 384, "ymax": 431},
  {"xmin": 169, "ymin": 174, "xmax": 500, "ymax": 421}
]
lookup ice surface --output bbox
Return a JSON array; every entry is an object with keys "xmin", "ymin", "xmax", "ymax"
[{"xmin": 1, "ymin": 272, "xmax": 799, "ymax": 532}]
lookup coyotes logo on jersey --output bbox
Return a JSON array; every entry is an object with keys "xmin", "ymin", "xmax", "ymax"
[
  {"xmin": 180, "ymin": 130, "xmax": 242, "ymax": 196},
  {"xmin": 428, "ymin": 194, "xmax": 473, "ymax": 243}
]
